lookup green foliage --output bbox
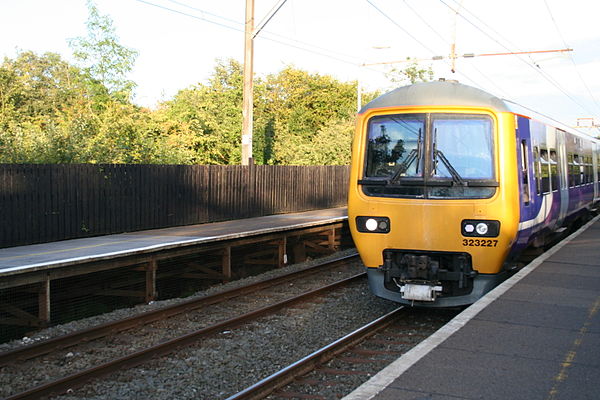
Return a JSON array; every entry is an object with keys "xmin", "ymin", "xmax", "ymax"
[
  {"xmin": 68, "ymin": 0, "xmax": 138, "ymax": 101},
  {"xmin": 1, "ymin": 2, "xmax": 377, "ymax": 166},
  {"xmin": 0, "ymin": 51, "xmax": 92, "ymax": 162},
  {"xmin": 255, "ymin": 67, "xmax": 358, "ymax": 165},
  {"xmin": 163, "ymin": 62, "xmax": 364, "ymax": 165},
  {"xmin": 0, "ymin": 51, "xmax": 196, "ymax": 164},
  {"xmin": 0, "ymin": 50, "xmax": 370, "ymax": 165},
  {"xmin": 272, "ymin": 118, "xmax": 355, "ymax": 165},
  {"xmin": 5, "ymin": 0, "xmax": 386, "ymax": 169},
  {"xmin": 386, "ymin": 58, "xmax": 434, "ymax": 85},
  {"xmin": 162, "ymin": 59, "xmax": 244, "ymax": 164}
]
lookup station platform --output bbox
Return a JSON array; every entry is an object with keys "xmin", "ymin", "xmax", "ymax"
[
  {"xmin": 345, "ymin": 214, "xmax": 600, "ymax": 400},
  {"xmin": 0, "ymin": 207, "xmax": 347, "ymax": 327},
  {"xmin": 0, "ymin": 207, "xmax": 347, "ymax": 277}
]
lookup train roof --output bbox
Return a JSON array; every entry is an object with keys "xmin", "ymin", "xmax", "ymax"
[
  {"xmin": 360, "ymin": 80, "xmax": 597, "ymax": 141},
  {"xmin": 359, "ymin": 80, "xmax": 511, "ymax": 114}
]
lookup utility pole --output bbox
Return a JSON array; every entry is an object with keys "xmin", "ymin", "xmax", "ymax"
[
  {"xmin": 242, "ymin": 0, "xmax": 254, "ymax": 166},
  {"xmin": 241, "ymin": 0, "xmax": 288, "ymax": 165},
  {"xmin": 450, "ymin": 0, "xmax": 463, "ymax": 73}
]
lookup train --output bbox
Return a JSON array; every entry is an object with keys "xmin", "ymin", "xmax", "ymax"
[{"xmin": 348, "ymin": 80, "xmax": 600, "ymax": 307}]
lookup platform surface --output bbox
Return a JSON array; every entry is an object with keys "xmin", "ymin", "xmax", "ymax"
[
  {"xmin": 345, "ymin": 215, "xmax": 600, "ymax": 400},
  {"xmin": 0, "ymin": 207, "xmax": 347, "ymax": 276}
]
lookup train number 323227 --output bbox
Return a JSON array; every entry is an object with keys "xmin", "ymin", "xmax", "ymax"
[{"xmin": 462, "ymin": 239, "xmax": 498, "ymax": 247}]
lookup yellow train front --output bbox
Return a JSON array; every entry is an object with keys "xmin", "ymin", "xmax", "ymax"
[{"xmin": 349, "ymin": 80, "xmax": 521, "ymax": 307}]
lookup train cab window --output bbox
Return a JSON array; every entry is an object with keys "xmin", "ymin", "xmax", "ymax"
[
  {"xmin": 431, "ymin": 116, "xmax": 494, "ymax": 180},
  {"xmin": 362, "ymin": 113, "xmax": 496, "ymax": 199},
  {"xmin": 364, "ymin": 114, "xmax": 425, "ymax": 179}
]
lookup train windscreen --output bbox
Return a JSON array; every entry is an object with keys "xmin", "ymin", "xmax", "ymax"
[{"xmin": 362, "ymin": 113, "xmax": 496, "ymax": 199}]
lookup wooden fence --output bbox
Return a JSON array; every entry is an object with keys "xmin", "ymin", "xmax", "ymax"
[{"xmin": 0, "ymin": 164, "xmax": 350, "ymax": 249}]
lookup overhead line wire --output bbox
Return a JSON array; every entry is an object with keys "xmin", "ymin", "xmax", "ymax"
[
  {"xmin": 543, "ymin": 0, "xmax": 600, "ymax": 120},
  {"xmin": 366, "ymin": 0, "xmax": 439, "ymax": 56},
  {"xmin": 401, "ymin": 0, "xmax": 450, "ymax": 46},
  {"xmin": 401, "ymin": 0, "xmax": 509, "ymax": 97},
  {"xmin": 438, "ymin": 0, "xmax": 594, "ymax": 120},
  {"xmin": 365, "ymin": 0, "xmax": 490, "ymax": 90},
  {"xmin": 135, "ymin": 0, "xmax": 367, "ymax": 69}
]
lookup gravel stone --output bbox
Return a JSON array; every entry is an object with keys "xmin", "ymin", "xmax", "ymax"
[{"xmin": 0, "ymin": 249, "xmax": 454, "ymax": 399}]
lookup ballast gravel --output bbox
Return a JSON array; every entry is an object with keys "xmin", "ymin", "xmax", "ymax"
[
  {"xmin": 1, "ymin": 250, "xmax": 455, "ymax": 400},
  {"xmin": 60, "ymin": 287, "xmax": 398, "ymax": 400}
]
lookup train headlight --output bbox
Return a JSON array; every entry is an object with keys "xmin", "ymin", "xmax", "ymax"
[
  {"xmin": 356, "ymin": 216, "xmax": 390, "ymax": 233},
  {"xmin": 476, "ymin": 223, "xmax": 488, "ymax": 235},
  {"xmin": 461, "ymin": 220, "xmax": 500, "ymax": 237},
  {"xmin": 365, "ymin": 218, "xmax": 379, "ymax": 231}
]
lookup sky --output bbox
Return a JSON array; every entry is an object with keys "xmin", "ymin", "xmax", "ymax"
[{"xmin": 1, "ymin": 0, "xmax": 600, "ymax": 134}]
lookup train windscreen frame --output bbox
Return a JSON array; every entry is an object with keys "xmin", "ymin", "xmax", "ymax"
[{"xmin": 361, "ymin": 112, "xmax": 497, "ymax": 199}]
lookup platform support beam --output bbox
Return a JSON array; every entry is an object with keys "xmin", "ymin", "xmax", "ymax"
[
  {"xmin": 278, "ymin": 237, "xmax": 287, "ymax": 268},
  {"xmin": 222, "ymin": 246, "xmax": 232, "ymax": 281},
  {"xmin": 38, "ymin": 277, "xmax": 51, "ymax": 324},
  {"xmin": 328, "ymin": 228, "xmax": 336, "ymax": 251},
  {"xmin": 292, "ymin": 239, "xmax": 307, "ymax": 263},
  {"xmin": 145, "ymin": 258, "xmax": 157, "ymax": 303}
]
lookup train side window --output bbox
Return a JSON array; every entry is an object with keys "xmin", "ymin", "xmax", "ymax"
[
  {"xmin": 567, "ymin": 153, "xmax": 575, "ymax": 188},
  {"xmin": 549, "ymin": 150, "xmax": 558, "ymax": 191},
  {"xmin": 532, "ymin": 146, "xmax": 541, "ymax": 195},
  {"xmin": 583, "ymin": 156, "xmax": 590, "ymax": 184},
  {"xmin": 520, "ymin": 140, "xmax": 530, "ymax": 204},
  {"xmin": 597, "ymin": 152, "xmax": 600, "ymax": 183},
  {"xmin": 573, "ymin": 154, "xmax": 582, "ymax": 186},
  {"xmin": 586, "ymin": 156, "xmax": 593, "ymax": 184},
  {"xmin": 540, "ymin": 148, "xmax": 551, "ymax": 193}
]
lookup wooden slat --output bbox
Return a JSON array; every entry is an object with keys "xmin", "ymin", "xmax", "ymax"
[{"xmin": 0, "ymin": 164, "xmax": 349, "ymax": 248}]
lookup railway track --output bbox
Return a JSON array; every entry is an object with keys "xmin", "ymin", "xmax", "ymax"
[
  {"xmin": 227, "ymin": 307, "xmax": 457, "ymax": 400},
  {"xmin": 2, "ymin": 253, "xmax": 365, "ymax": 400},
  {"xmin": 0, "ymin": 253, "xmax": 359, "ymax": 367}
]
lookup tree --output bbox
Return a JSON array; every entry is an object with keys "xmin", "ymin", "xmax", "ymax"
[
  {"xmin": 0, "ymin": 50, "xmax": 198, "ymax": 164},
  {"xmin": 386, "ymin": 58, "xmax": 434, "ymax": 85},
  {"xmin": 68, "ymin": 0, "xmax": 138, "ymax": 101},
  {"xmin": 163, "ymin": 59, "xmax": 246, "ymax": 164},
  {"xmin": 258, "ymin": 67, "xmax": 357, "ymax": 165},
  {"xmin": 163, "ymin": 62, "xmax": 373, "ymax": 165},
  {"xmin": 279, "ymin": 118, "xmax": 355, "ymax": 165},
  {"xmin": 0, "ymin": 51, "xmax": 95, "ymax": 163},
  {"xmin": 1, "ymin": 50, "xmax": 373, "ymax": 165}
]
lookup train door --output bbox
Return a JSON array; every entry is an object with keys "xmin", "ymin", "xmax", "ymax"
[
  {"xmin": 556, "ymin": 129, "xmax": 569, "ymax": 224},
  {"xmin": 516, "ymin": 116, "xmax": 537, "ymax": 231}
]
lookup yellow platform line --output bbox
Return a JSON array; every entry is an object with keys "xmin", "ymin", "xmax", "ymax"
[{"xmin": 546, "ymin": 295, "xmax": 600, "ymax": 400}]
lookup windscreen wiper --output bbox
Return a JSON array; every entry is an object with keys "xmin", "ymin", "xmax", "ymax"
[
  {"xmin": 434, "ymin": 149, "xmax": 464, "ymax": 186},
  {"xmin": 389, "ymin": 149, "xmax": 418, "ymax": 184}
]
